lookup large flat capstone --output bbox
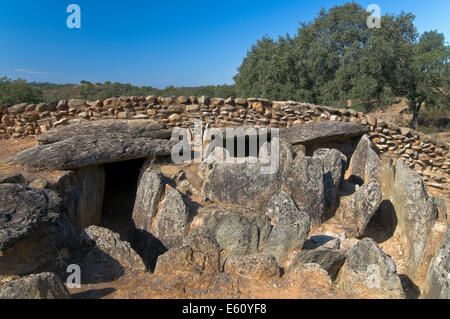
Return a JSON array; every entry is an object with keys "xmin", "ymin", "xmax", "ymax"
[
  {"xmin": 280, "ymin": 122, "xmax": 369, "ymax": 146},
  {"xmin": 36, "ymin": 119, "xmax": 171, "ymax": 144},
  {"xmin": 6, "ymin": 120, "xmax": 174, "ymax": 170}
]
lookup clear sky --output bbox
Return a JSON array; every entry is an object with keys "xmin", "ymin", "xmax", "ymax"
[{"xmin": 0, "ymin": 0, "xmax": 449, "ymax": 88}]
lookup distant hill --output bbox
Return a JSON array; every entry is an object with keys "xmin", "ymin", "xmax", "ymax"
[{"xmin": 30, "ymin": 81, "xmax": 237, "ymax": 103}]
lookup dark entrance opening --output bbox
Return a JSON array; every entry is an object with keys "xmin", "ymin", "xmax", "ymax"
[
  {"xmin": 101, "ymin": 158, "xmax": 146, "ymax": 241},
  {"xmin": 204, "ymin": 133, "xmax": 273, "ymax": 160},
  {"xmin": 362, "ymin": 200, "xmax": 398, "ymax": 243}
]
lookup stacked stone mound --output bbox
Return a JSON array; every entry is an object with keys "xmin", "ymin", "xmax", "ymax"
[
  {"xmin": 0, "ymin": 97, "xmax": 448, "ymax": 194},
  {"xmin": 0, "ymin": 119, "xmax": 448, "ymax": 299}
]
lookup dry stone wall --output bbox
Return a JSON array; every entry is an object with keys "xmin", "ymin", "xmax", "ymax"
[{"xmin": 1, "ymin": 96, "xmax": 448, "ymax": 192}]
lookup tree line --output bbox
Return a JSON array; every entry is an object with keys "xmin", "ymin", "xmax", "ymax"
[
  {"xmin": 0, "ymin": 78, "xmax": 237, "ymax": 106},
  {"xmin": 233, "ymin": 2, "xmax": 449, "ymax": 129}
]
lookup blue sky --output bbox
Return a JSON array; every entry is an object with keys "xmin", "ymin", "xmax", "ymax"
[{"xmin": 0, "ymin": 0, "xmax": 449, "ymax": 88}]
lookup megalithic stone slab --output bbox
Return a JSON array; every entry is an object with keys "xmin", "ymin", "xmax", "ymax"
[
  {"xmin": 6, "ymin": 119, "xmax": 174, "ymax": 170},
  {"xmin": 6, "ymin": 134, "xmax": 173, "ymax": 170},
  {"xmin": 280, "ymin": 122, "xmax": 369, "ymax": 146},
  {"xmin": 35, "ymin": 119, "xmax": 171, "ymax": 145}
]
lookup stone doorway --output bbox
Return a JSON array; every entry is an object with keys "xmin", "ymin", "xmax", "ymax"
[{"xmin": 100, "ymin": 158, "xmax": 146, "ymax": 241}]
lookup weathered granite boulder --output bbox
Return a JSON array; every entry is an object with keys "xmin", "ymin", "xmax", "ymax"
[
  {"xmin": 264, "ymin": 209, "xmax": 310, "ymax": 266},
  {"xmin": 313, "ymin": 148, "xmax": 346, "ymax": 218},
  {"xmin": 280, "ymin": 122, "xmax": 368, "ymax": 146},
  {"xmin": 76, "ymin": 166, "xmax": 105, "ymax": 229},
  {"xmin": 224, "ymin": 253, "xmax": 280, "ymax": 281},
  {"xmin": 339, "ymin": 238, "xmax": 404, "ymax": 299},
  {"xmin": 49, "ymin": 171, "xmax": 82, "ymax": 231},
  {"xmin": 6, "ymin": 120, "xmax": 173, "ymax": 170},
  {"xmin": 151, "ymin": 190, "xmax": 192, "ymax": 251},
  {"xmin": 200, "ymin": 137, "xmax": 295, "ymax": 213},
  {"xmin": 282, "ymin": 155, "xmax": 326, "ymax": 226},
  {"xmin": 201, "ymin": 162, "xmax": 281, "ymax": 211},
  {"xmin": 347, "ymin": 134, "xmax": 380, "ymax": 183},
  {"xmin": 385, "ymin": 159, "xmax": 437, "ymax": 280},
  {"xmin": 423, "ymin": 228, "xmax": 449, "ymax": 299},
  {"xmin": 131, "ymin": 166, "xmax": 165, "ymax": 232},
  {"xmin": 0, "ymin": 184, "xmax": 77, "ymax": 277},
  {"xmin": 288, "ymin": 247, "xmax": 346, "ymax": 280},
  {"xmin": 201, "ymin": 136, "xmax": 332, "ymax": 227},
  {"xmin": 283, "ymin": 263, "xmax": 337, "ymax": 298},
  {"xmin": 129, "ymin": 164, "xmax": 166, "ymax": 267},
  {"xmin": 154, "ymin": 230, "xmax": 220, "ymax": 275},
  {"xmin": 192, "ymin": 206, "xmax": 272, "ymax": 268},
  {"xmin": 7, "ymin": 103, "xmax": 28, "ymax": 114},
  {"xmin": 0, "ymin": 272, "xmax": 71, "ymax": 299},
  {"xmin": 266, "ymin": 190, "xmax": 298, "ymax": 224},
  {"xmin": 79, "ymin": 226, "xmax": 146, "ymax": 283},
  {"xmin": 335, "ymin": 180, "xmax": 383, "ymax": 236},
  {"xmin": 66, "ymin": 98, "xmax": 84, "ymax": 109},
  {"xmin": 49, "ymin": 166, "xmax": 105, "ymax": 232}
]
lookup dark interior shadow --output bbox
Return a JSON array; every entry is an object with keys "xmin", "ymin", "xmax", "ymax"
[
  {"xmin": 129, "ymin": 220, "xmax": 168, "ymax": 272},
  {"xmin": 362, "ymin": 200, "xmax": 398, "ymax": 243},
  {"xmin": 51, "ymin": 242, "xmax": 127, "ymax": 285},
  {"xmin": 305, "ymin": 137, "xmax": 359, "ymax": 158},
  {"xmin": 71, "ymin": 288, "xmax": 116, "ymax": 299},
  {"xmin": 204, "ymin": 133, "xmax": 272, "ymax": 160},
  {"xmin": 183, "ymin": 193, "xmax": 201, "ymax": 221},
  {"xmin": 432, "ymin": 196, "xmax": 447, "ymax": 221},
  {"xmin": 323, "ymin": 194, "xmax": 341, "ymax": 223},
  {"xmin": 101, "ymin": 158, "xmax": 146, "ymax": 241},
  {"xmin": 346, "ymin": 175, "xmax": 364, "ymax": 186},
  {"xmin": 399, "ymin": 274, "xmax": 421, "ymax": 299},
  {"xmin": 75, "ymin": 244, "xmax": 127, "ymax": 285},
  {"xmin": 322, "ymin": 171, "xmax": 336, "ymax": 221},
  {"xmin": 303, "ymin": 235, "xmax": 336, "ymax": 250}
]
